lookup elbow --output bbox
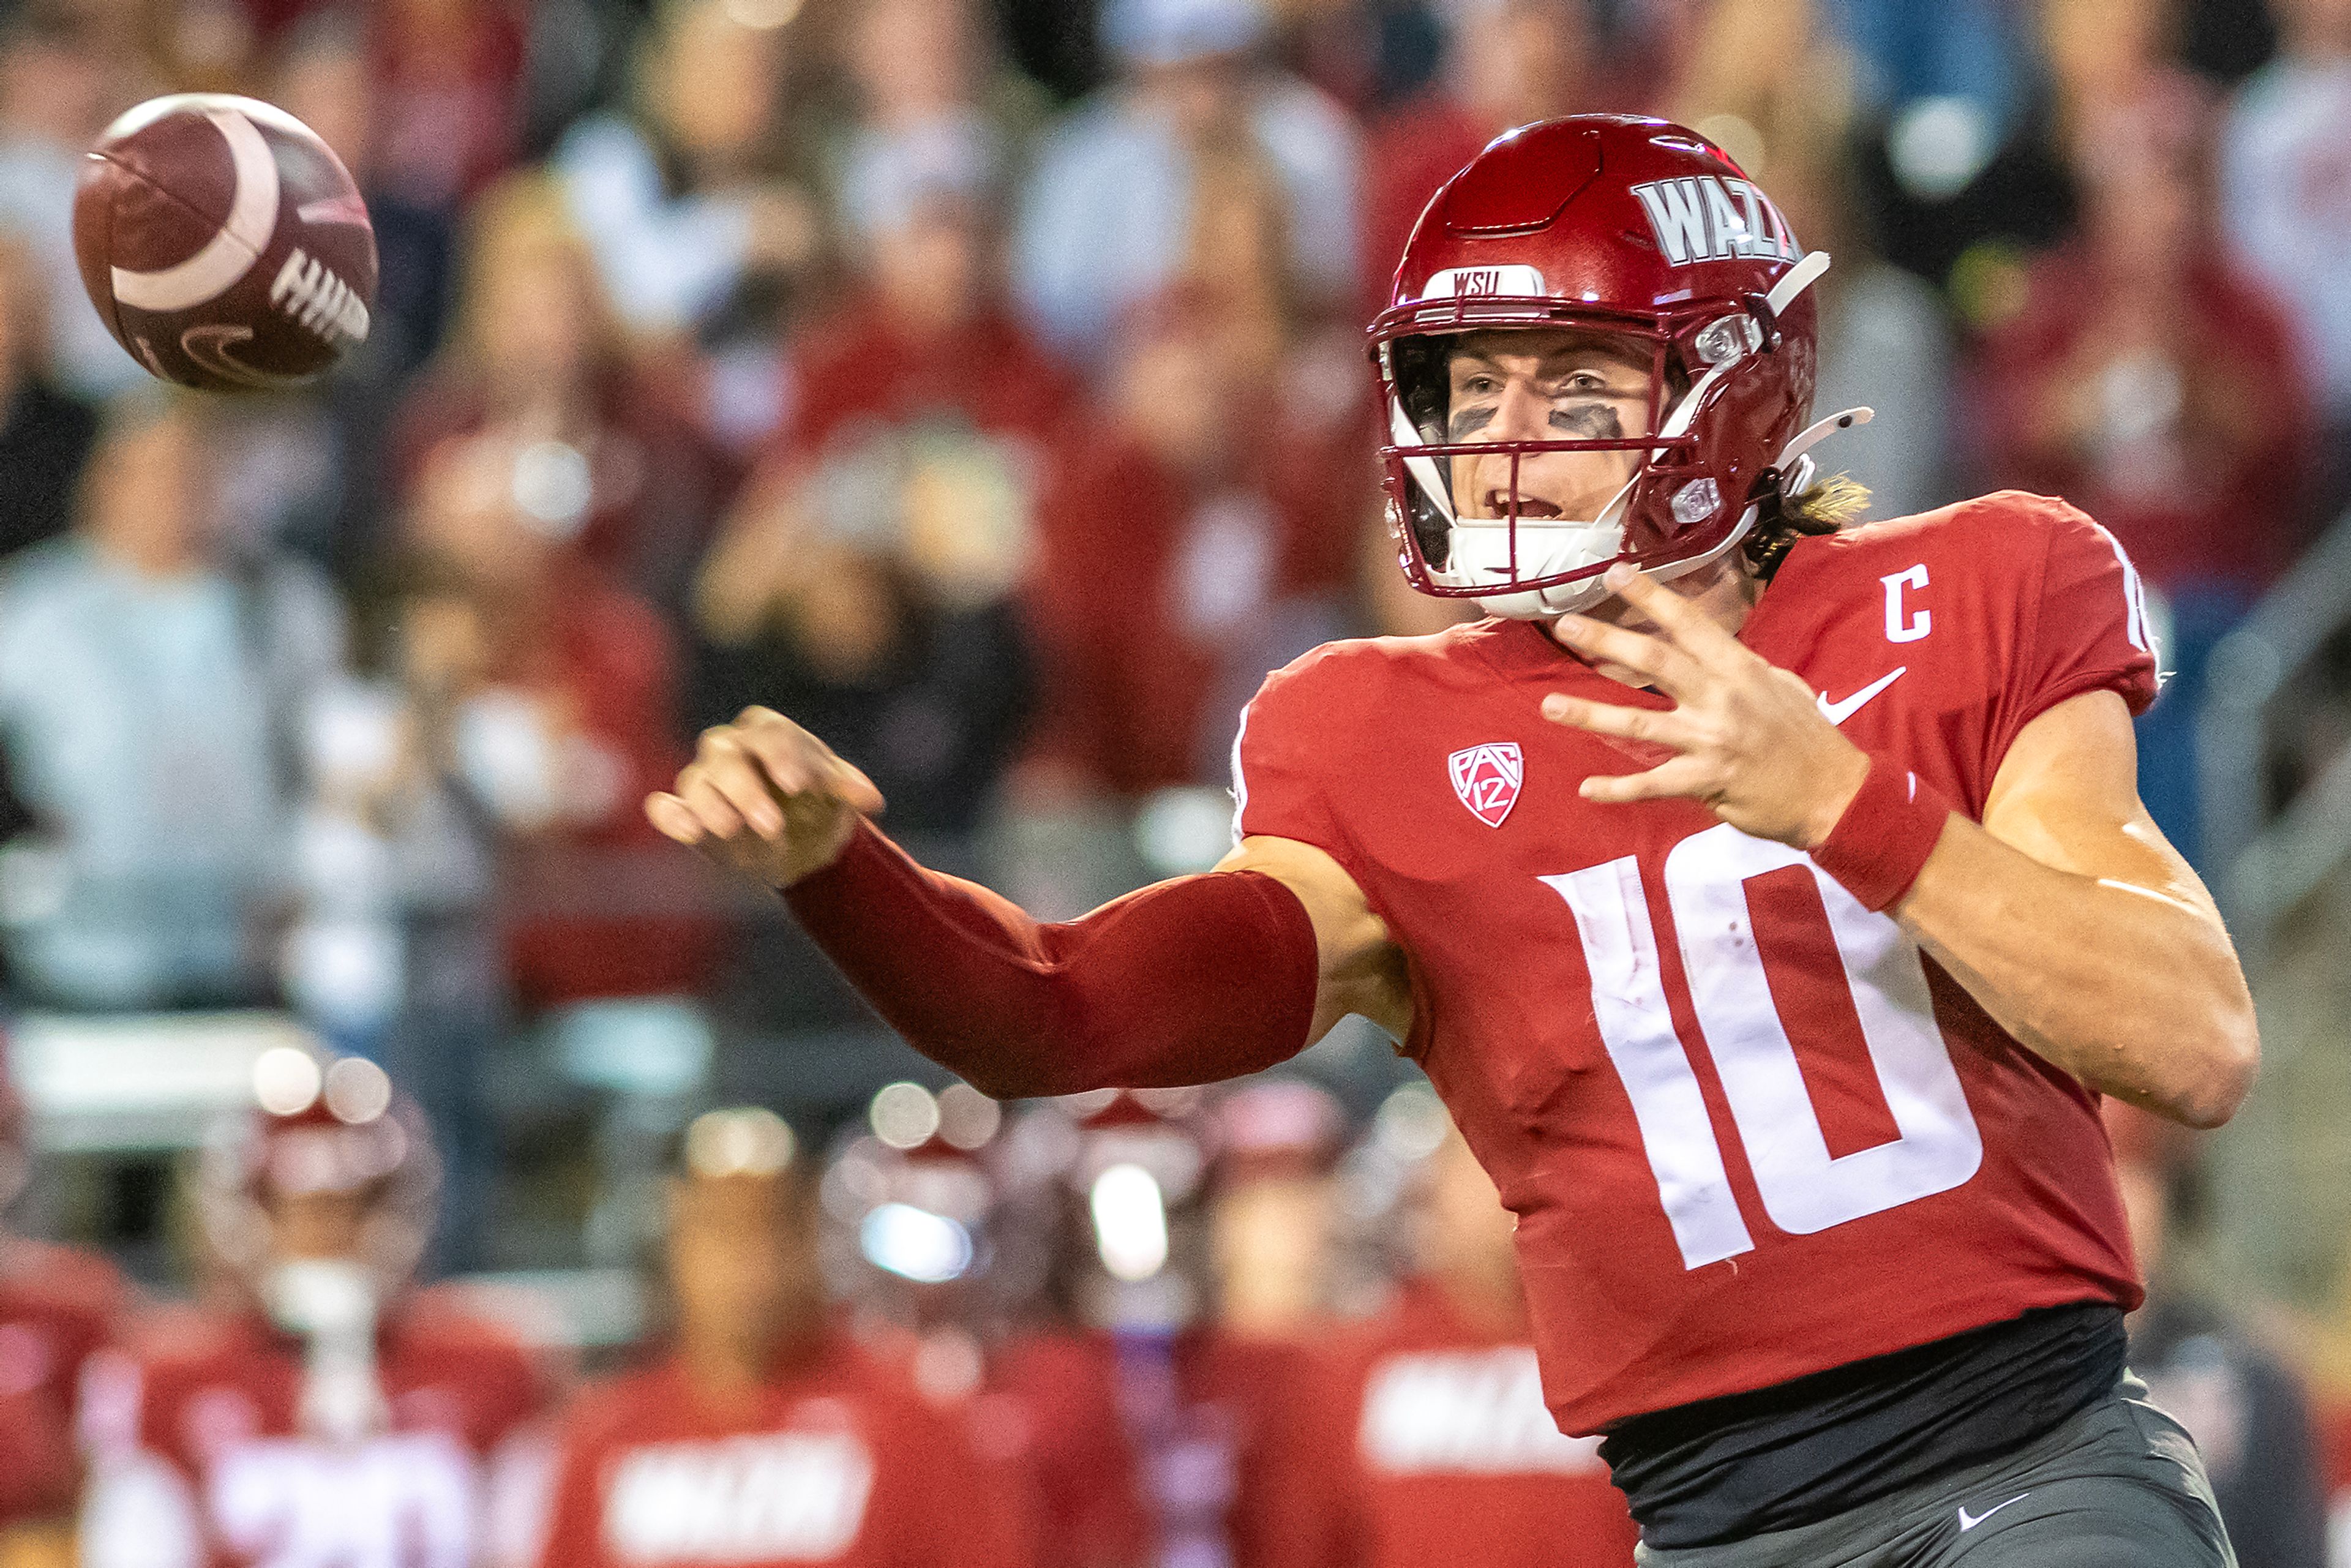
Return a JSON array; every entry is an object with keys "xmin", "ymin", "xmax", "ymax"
[
  {"xmin": 2175, "ymin": 1015, "xmax": 2260, "ymax": 1131},
  {"xmin": 2160, "ymin": 989, "xmax": 2260, "ymax": 1131}
]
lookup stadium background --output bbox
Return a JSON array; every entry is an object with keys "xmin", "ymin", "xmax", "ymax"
[{"xmin": 0, "ymin": 0, "xmax": 2349, "ymax": 1560}]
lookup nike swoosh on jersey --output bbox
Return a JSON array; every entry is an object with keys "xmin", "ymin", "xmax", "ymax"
[
  {"xmin": 1817, "ymin": 667, "xmax": 1907, "ymax": 726},
  {"xmin": 1957, "ymin": 1493, "xmax": 2031, "ymax": 1531}
]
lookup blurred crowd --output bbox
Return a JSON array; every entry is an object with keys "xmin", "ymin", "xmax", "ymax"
[
  {"xmin": 1, "ymin": 0, "xmax": 2350, "ymax": 1559},
  {"xmin": 2, "ymin": 1043, "xmax": 2346, "ymax": 1567}
]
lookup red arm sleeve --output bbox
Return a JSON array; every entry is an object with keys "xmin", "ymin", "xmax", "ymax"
[{"xmin": 781, "ymin": 825, "xmax": 1320, "ymax": 1099}]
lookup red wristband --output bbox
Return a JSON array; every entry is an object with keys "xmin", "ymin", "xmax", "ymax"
[{"xmin": 1809, "ymin": 754, "xmax": 1955, "ymax": 913}]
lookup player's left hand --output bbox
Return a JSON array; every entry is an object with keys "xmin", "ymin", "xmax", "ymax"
[{"xmin": 1540, "ymin": 563, "xmax": 1870, "ymax": 849}]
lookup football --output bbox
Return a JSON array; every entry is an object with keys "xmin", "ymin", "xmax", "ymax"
[{"xmin": 71, "ymin": 93, "xmax": 377, "ymax": 392}]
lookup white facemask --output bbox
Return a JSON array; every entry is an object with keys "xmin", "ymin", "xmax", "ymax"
[{"xmin": 265, "ymin": 1258, "xmax": 388, "ymax": 1444}]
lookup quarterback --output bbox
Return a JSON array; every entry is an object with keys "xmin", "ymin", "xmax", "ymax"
[{"xmin": 650, "ymin": 117, "xmax": 2258, "ymax": 1563}]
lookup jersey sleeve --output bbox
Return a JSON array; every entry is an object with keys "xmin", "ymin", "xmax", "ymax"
[
  {"xmin": 1989, "ymin": 499, "xmax": 2162, "ymax": 767},
  {"xmin": 1230, "ymin": 653, "xmax": 1350, "ymax": 856}
]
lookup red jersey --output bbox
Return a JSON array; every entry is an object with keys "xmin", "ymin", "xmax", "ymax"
[
  {"xmin": 534, "ymin": 1335, "xmax": 1033, "ymax": 1568},
  {"xmin": 79, "ymin": 1292, "xmax": 550, "ymax": 1568},
  {"xmin": 1264, "ymin": 1280, "xmax": 1637, "ymax": 1568},
  {"xmin": 984, "ymin": 1331, "xmax": 1152, "ymax": 1568},
  {"xmin": 2320, "ymin": 1397, "xmax": 2351, "ymax": 1567},
  {"xmin": 0, "ymin": 1239, "xmax": 130, "ymax": 1525},
  {"xmin": 1233, "ymin": 494, "xmax": 2158, "ymax": 1431}
]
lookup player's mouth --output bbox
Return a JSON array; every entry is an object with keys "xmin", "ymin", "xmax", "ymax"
[{"xmin": 1482, "ymin": 489, "xmax": 1567, "ymax": 519}]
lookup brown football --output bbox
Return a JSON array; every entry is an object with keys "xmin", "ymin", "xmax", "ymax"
[{"xmin": 72, "ymin": 94, "xmax": 377, "ymax": 393}]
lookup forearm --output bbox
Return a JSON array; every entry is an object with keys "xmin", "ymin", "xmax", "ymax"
[
  {"xmin": 1892, "ymin": 816, "xmax": 2257, "ymax": 1127},
  {"xmin": 782, "ymin": 823, "xmax": 1320, "ymax": 1099}
]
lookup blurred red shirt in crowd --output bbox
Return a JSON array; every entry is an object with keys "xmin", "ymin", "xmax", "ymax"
[
  {"xmin": 538, "ymin": 1332, "xmax": 1034, "ymax": 1568},
  {"xmin": 1010, "ymin": 1326, "xmax": 1307, "ymax": 1568},
  {"xmin": 1970, "ymin": 81, "xmax": 2317, "ymax": 593},
  {"xmin": 403, "ymin": 430, "xmax": 711, "ymax": 1007},
  {"xmin": 1263, "ymin": 1114, "xmax": 1637, "ymax": 1568},
  {"xmin": 0, "ymin": 1237, "xmax": 129, "ymax": 1531},
  {"xmin": 542, "ymin": 1110, "xmax": 1033, "ymax": 1568},
  {"xmin": 1022, "ymin": 293, "xmax": 1368, "ymax": 797},
  {"xmin": 1263, "ymin": 1281, "xmax": 1639, "ymax": 1568},
  {"xmin": 80, "ymin": 1291, "xmax": 549, "ymax": 1568},
  {"xmin": 779, "ymin": 299, "xmax": 1075, "ymax": 466},
  {"xmin": 982, "ymin": 1329, "xmax": 1154, "ymax": 1568},
  {"xmin": 2321, "ymin": 1400, "xmax": 2351, "ymax": 1561},
  {"xmin": 242, "ymin": 0, "xmax": 526, "ymax": 207},
  {"xmin": 395, "ymin": 176, "xmax": 735, "ymax": 616},
  {"xmin": 1360, "ymin": 0, "xmax": 1608, "ymax": 316}
]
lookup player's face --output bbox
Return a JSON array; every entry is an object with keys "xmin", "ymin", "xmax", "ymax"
[
  {"xmin": 667, "ymin": 1173, "xmax": 824, "ymax": 1365},
  {"xmin": 264, "ymin": 1188, "xmax": 372, "ymax": 1263},
  {"xmin": 1209, "ymin": 1173, "xmax": 1333, "ymax": 1334},
  {"xmin": 1445, "ymin": 328, "xmax": 1656, "ymax": 524}
]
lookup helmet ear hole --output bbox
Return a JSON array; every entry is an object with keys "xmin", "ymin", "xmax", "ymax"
[{"xmin": 1390, "ymin": 337, "xmax": 1451, "ymax": 444}]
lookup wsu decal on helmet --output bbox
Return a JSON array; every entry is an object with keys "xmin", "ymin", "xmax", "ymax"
[{"xmin": 1630, "ymin": 176, "xmax": 1801, "ymax": 267}]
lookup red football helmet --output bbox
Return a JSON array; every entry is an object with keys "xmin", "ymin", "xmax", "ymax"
[
  {"xmin": 200, "ymin": 1047, "xmax": 440, "ymax": 1296},
  {"xmin": 1373, "ymin": 114, "xmax": 1858, "ymax": 618}
]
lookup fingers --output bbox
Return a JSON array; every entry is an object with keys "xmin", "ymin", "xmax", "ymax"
[
  {"xmin": 827, "ymin": 757, "xmax": 888, "ymax": 816},
  {"xmin": 1579, "ymin": 754, "xmax": 1712, "ymax": 806},
  {"xmin": 691, "ymin": 733, "xmax": 788, "ymax": 838},
  {"xmin": 1601, "ymin": 563, "xmax": 1753, "ymax": 670},
  {"xmin": 1539, "ymin": 691, "xmax": 1690, "ymax": 748},
  {"xmin": 730, "ymin": 709, "xmax": 888, "ymax": 816},
  {"xmin": 645, "ymin": 792, "xmax": 705, "ymax": 846},
  {"xmin": 1548, "ymin": 613, "xmax": 1705, "ymax": 697}
]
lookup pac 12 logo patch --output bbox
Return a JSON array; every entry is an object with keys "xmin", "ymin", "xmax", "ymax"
[{"xmin": 1449, "ymin": 743, "xmax": 1524, "ymax": 828}]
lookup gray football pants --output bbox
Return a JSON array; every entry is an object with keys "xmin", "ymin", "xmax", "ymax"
[{"xmin": 1632, "ymin": 1376, "xmax": 2236, "ymax": 1568}]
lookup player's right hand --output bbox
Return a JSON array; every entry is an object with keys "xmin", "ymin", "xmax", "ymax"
[{"xmin": 645, "ymin": 708, "xmax": 886, "ymax": 890}]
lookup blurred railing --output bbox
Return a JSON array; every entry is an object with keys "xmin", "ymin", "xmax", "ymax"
[{"xmin": 2197, "ymin": 508, "xmax": 2351, "ymax": 966}]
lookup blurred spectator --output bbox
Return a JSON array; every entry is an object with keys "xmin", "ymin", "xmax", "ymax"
[
  {"xmin": 1022, "ymin": 290, "xmax": 1364, "ymax": 799},
  {"xmin": 830, "ymin": 1085, "xmax": 1153, "ymax": 1568},
  {"xmin": 1264, "ymin": 1117, "xmax": 1637, "ymax": 1568},
  {"xmin": 689, "ymin": 460, "xmax": 1035, "ymax": 842},
  {"xmin": 77, "ymin": 1051, "xmax": 553, "ymax": 1568},
  {"xmin": 693, "ymin": 122, "xmax": 1054, "ymax": 841},
  {"xmin": 2108, "ymin": 1103, "xmax": 2331, "ymax": 1568},
  {"xmin": 282, "ymin": 549, "xmax": 544, "ymax": 1265},
  {"xmin": 1012, "ymin": 0, "xmax": 1359, "ymax": 364},
  {"xmin": 0, "ymin": 229, "xmax": 97, "ymax": 560},
  {"xmin": 534, "ymin": 1106, "xmax": 1035, "ymax": 1568},
  {"xmin": 828, "ymin": 0, "xmax": 1048, "ymax": 173},
  {"xmin": 2222, "ymin": 0, "xmax": 2351, "ymax": 522},
  {"xmin": 368, "ymin": 0, "xmax": 529, "ymax": 211},
  {"xmin": 552, "ymin": 0, "xmax": 822, "ymax": 341},
  {"xmin": 396, "ymin": 174, "xmax": 732, "ymax": 617},
  {"xmin": 1968, "ymin": 84, "xmax": 2312, "ymax": 866},
  {"xmin": 271, "ymin": 15, "xmax": 458, "ymax": 386},
  {"xmin": 789, "ymin": 115, "xmax": 1073, "ymax": 457},
  {"xmin": 1359, "ymin": 0, "xmax": 1597, "ymax": 314},
  {"xmin": 0, "ymin": 9, "xmax": 144, "ymax": 401},
  {"xmin": 0, "ymin": 1032, "xmax": 131, "ymax": 1561},
  {"xmin": 1820, "ymin": 0, "xmax": 2027, "ymax": 136},
  {"xmin": 400, "ymin": 429, "xmax": 707, "ymax": 1010},
  {"xmin": 1207, "ymin": 1079, "xmax": 1343, "ymax": 1341},
  {"xmin": 0, "ymin": 392, "xmax": 343, "ymax": 1010},
  {"xmin": 1030, "ymin": 1089, "xmax": 1324, "ymax": 1568},
  {"xmin": 1668, "ymin": 0, "xmax": 1955, "ymax": 520}
]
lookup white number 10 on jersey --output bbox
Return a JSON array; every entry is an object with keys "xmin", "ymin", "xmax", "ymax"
[{"xmin": 1542, "ymin": 823, "xmax": 1984, "ymax": 1270}]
